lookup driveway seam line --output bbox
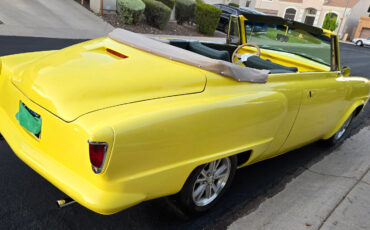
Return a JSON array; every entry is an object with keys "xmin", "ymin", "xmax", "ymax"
[
  {"xmin": 359, "ymin": 180, "xmax": 370, "ymax": 187},
  {"xmin": 302, "ymin": 166, "xmax": 359, "ymax": 181},
  {"xmin": 317, "ymin": 166, "xmax": 370, "ymax": 230}
]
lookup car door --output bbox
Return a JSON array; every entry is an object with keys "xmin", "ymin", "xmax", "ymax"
[
  {"xmin": 248, "ymin": 72, "xmax": 304, "ymax": 162},
  {"xmin": 280, "ymin": 72, "xmax": 349, "ymax": 152},
  {"xmin": 279, "ymin": 37, "xmax": 351, "ymax": 153}
]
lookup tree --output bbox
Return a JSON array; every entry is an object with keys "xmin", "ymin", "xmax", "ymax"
[{"xmin": 322, "ymin": 13, "xmax": 338, "ymax": 32}]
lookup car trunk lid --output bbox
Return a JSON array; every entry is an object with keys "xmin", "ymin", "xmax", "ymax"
[{"xmin": 10, "ymin": 38, "xmax": 207, "ymax": 122}]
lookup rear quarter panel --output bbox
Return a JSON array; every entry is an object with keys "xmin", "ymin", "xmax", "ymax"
[{"xmin": 77, "ymin": 72, "xmax": 289, "ymax": 201}]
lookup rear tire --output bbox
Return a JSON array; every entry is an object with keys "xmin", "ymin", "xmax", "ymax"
[
  {"xmin": 0, "ymin": 134, "xmax": 3, "ymax": 140},
  {"xmin": 356, "ymin": 41, "xmax": 363, "ymax": 46},
  {"xmin": 325, "ymin": 113, "xmax": 354, "ymax": 146},
  {"xmin": 176, "ymin": 156, "xmax": 237, "ymax": 215}
]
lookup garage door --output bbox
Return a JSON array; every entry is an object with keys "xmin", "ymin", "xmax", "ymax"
[{"xmin": 360, "ymin": 28, "xmax": 370, "ymax": 38}]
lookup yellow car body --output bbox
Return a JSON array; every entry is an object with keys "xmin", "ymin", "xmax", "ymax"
[{"xmin": 0, "ymin": 15, "xmax": 369, "ymax": 215}]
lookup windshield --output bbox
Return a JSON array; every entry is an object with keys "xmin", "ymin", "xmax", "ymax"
[{"xmin": 244, "ymin": 22, "xmax": 331, "ymax": 66}]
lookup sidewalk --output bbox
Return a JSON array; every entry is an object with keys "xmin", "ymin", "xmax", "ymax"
[
  {"xmin": 228, "ymin": 126, "xmax": 370, "ymax": 230},
  {"xmin": 0, "ymin": 0, "xmax": 113, "ymax": 39}
]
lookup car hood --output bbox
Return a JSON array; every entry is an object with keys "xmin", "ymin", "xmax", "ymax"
[{"xmin": 10, "ymin": 38, "xmax": 207, "ymax": 122}]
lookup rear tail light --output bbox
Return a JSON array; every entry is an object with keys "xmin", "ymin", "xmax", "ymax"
[{"xmin": 88, "ymin": 141, "xmax": 108, "ymax": 174}]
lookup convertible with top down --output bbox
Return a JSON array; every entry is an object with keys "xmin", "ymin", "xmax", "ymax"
[{"xmin": 0, "ymin": 13, "xmax": 369, "ymax": 215}]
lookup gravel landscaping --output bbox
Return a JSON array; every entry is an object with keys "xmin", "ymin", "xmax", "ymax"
[
  {"xmin": 75, "ymin": 0, "xmax": 225, "ymax": 37},
  {"xmin": 103, "ymin": 13, "xmax": 225, "ymax": 36}
]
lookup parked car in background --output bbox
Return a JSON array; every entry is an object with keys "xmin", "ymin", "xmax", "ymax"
[
  {"xmin": 213, "ymin": 4, "xmax": 264, "ymax": 33},
  {"xmin": 353, "ymin": 37, "xmax": 370, "ymax": 46}
]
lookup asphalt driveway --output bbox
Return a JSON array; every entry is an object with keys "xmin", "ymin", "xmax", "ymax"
[
  {"xmin": 0, "ymin": 37, "xmax": 369, "ymax": 230},
  {"xmin": 0, "ymin": 0, "xmax": 113, "ymax": 39}
]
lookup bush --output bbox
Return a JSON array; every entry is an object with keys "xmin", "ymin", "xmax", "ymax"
[
  {"xmin": 322, "ymin": 13, "xmax": 338, "ymax": 32},
  {"xmin": 157, "ymin": 0, "xmax": 175, "ymax": 9},
  {"xmin": 143, "ymin": 0, "xmax": 171, "ymax": 29},
  {"xmin": 194, "ymin": 2, "xmax": 221, "ymax": 35},
  {"xmin": 175, "ymin": 0, "xmax": 195, "ymax": 25},
  {"xmin": 228, "ymin": 2, "xmax": 239, "ymax": 7},
  {"xmin": 117, "ymin": 0, "xmax": 145, "ymax": 24}
]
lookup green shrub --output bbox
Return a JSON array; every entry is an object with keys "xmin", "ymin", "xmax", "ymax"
[
  {"xmin": 194, "ymin": 2, "xmax": 221, "ymax": 35},
  {"xmin": 157, "ymin": 0, "xmax": 175, "ymax": 9},
  {"xmin": 175, "ymin": 0, "xmax": 195, "ymax": 25},
  {"xmin": 228, "ymin": 2, "xmax": 239, "ymax": 7},
  {"xmin": 322, "ymin": 13, "xmax": 338, "ymax": 32},
  {"xmin": 143, "ymin": 0, "xmax": 171, "ymax": 29},
  {"xmin": 117, "ymin": 0, "xmax": 145, "ymax": 24}
]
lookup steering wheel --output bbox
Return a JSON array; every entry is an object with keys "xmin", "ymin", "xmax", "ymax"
[{"xmin": 232, "ymin": 42, "xmax": 261, "ymax": 64}]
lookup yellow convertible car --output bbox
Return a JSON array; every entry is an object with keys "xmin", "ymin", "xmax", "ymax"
[{"xmin": 0, "ymin": 13, "xmax": 369, "ymax": 215}]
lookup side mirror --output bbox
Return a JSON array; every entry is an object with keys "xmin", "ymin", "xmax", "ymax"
[{"xmin": 341, "ymin": 66, "xmax": 351, "ymax": 76}]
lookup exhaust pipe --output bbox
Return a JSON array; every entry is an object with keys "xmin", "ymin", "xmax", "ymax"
[{"xmin": 56, "ymin": 197, "xmax": 76, "ymax": 208}]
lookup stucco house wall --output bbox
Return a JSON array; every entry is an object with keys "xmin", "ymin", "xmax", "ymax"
[
  {"xmin": 90, "ymin": 0, "xmax": 257, "ymax": 13},
  {"xmin": 342, "ymin": 0, "xmax": 370, "ymax": 39},
  {"xmin": 254, "ymin": 0, "xmax": 360, "ymax": 37},
  {"xmin": 90, "ymin": 0, "xmax": 116, "ymax": 13}
]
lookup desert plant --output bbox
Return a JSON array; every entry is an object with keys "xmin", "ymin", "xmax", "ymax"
[
  {"xmin": 228, "ymin": 2, "xmax": 239, "ymax": 7},
  {"xmin": 194, "ymin": 2, "xmax": 221, "ymax": 35},
  {"xmin": 143, "ymin": 0, "xmax": 172, "ymax": 29},
  {"xmin": 157, "ymin": 0, "xmax": 175, "ymax": 9},
  {"xmin": 322, "ymin": 13, "xmax": 338, "ymax": 32},
  {"xmin": 117, "ymin": 0, "xmax": 145, "ymax": 24},
  {"xmin": 175, "ymin": 0, "xmax": 195, "ymax": 25}
]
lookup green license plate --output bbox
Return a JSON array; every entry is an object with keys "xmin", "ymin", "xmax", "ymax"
[{"xmin": 16, "ymin": 102, "xmax": 42, "ymax": 138}]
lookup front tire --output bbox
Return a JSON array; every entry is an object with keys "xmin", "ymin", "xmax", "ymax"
[
  {"xmin": 326, "ymin": 113, "xmax": 354, "ymax": 146},
  {"xmin": 176, "ymin": 156, "xmax": 237, "ymax": 214},
  {"xmin": 356, "ymin": 41, "xmax": 363, "ymax": 46}
]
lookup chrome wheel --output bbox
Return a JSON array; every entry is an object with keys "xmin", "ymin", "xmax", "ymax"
[
  {"xmin": 333, "ymin": 115, "xmax": 353, "ymax": 140},
  {"xmin": 192, "ymin": 158, "xmax": 231, "ymax": 207}
]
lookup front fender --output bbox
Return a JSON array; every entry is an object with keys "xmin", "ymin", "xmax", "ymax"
[
  {"xmin": 323, "ymin": 77, "xmax": 370, "ymax": 140},
  {"xmin": 322, "ymin": 100, "xmax": 366, "ymax": 140}
]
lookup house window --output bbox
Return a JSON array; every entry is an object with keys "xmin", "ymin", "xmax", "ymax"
[
  {"xmin": 284, "ymin": 8, "xmax": 296, "ymax": 20},
  {"xmin": 330, "ymin": 12, "xmax": 338, "ymax": 19},
  {"xmin": 304, "ymin": 8, "xmax": 317, "ymax": 26}
]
